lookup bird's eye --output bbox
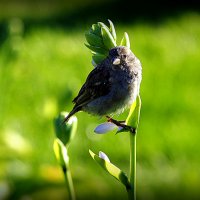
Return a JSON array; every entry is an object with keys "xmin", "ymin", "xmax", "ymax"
[{"xmin": 122, "ymin": 55, "xmax": 127, "ymax": 59}]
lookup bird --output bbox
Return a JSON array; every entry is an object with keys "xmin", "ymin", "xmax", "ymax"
[{"xmin": 63, "ymin": 46, "xmax": 142, "ymax": 123}]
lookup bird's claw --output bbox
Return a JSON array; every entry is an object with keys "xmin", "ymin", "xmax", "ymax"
[{"xmin": 106, "ymin": 116, "xmax": 136, "ymax": 134}]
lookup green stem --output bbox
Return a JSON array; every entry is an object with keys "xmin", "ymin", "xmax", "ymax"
[
  {"xmin": 63, "ymin": 165, "xmax": 76, "ymax": 200},
  {"xmin": 127, "ymin": 131, "xmax": 136, "ymax": 200},
  {"xmin": 126, "ymin": 95, "xmax": 141, "ymax": 200}
]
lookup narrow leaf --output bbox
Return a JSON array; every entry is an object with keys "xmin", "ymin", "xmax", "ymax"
[
  {"xmin": 120, "ymin": 32, "xmax": 130, "ymax": 48},
  {"xmin": 98, "ymin": 22, "xmax": 109, "ymax": 31},
  {"xmin": 53, "ymin": 139, "xmax": 69, "ymax": 168},
  {"xmin": 91, "ymin": 24, "xmax": 101, "ymax": 37},
  {"xmin": 85, "ymin": 32, "xmax": 104, "ymax": 47},
  {"xmin": 92, "ymin": 53, "xmax": 106, "ymax": 65},
  {"xmin": 101, "ymin": 27, "xmax": 117, "ymax": 50},
  {"xmin": 89, "ymin": 150, "xmax": 131, "ymax": 188},
  {"xmin": 85, "ymin": 43, "xmax": 108, "ymax": 55},
  {"xmin": 108, "ymin": 19, "xmax": 117, "ymax": 41},
  {"xmin": 126, "ymin": 95, "xmax": 141, "ymax": 129}
]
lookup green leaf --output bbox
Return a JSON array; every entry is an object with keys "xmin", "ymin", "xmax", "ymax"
[
  {"xmin": 108, "ymin": 19, "xmax": 117, "ymax": 41},
  {"xmin": 126, "ymin": 95, "xmax": 141, "ymax": 129},
  {"xmin": 89, "ymin": 150, "xmax": 131, "ymax": 189},
  {"xmin": 98, "ymin": 22, "xmax": 110, "ymax": 31},
  {"xmin": 92, "ymin": 53, "xmax": 107, "ymax": 65},
  {"xmin": 120, "ymin": 32, "xmax": 130, "ymax": 48},
  {"xmin": 85, "ymin": 20, "xmax": 133, "ymax": 67},
  {"xmin": 91, "ymin": 24, "xmax": 101, "ymax": 37},
  {"xmin": 85, "ymin": 43, "xmax": 108, "ymax": 55},
  {"xmin": 54, "ymin": 112, "xmax": 77, "ymax": 148},
  {"xmin": 101, "ymin": 27, "xmax": 117, "ymax": 50},
  {"xmin": 85, "ymin": 32, "xmax": 104, "ymax": 47},
  {"xmin": 54, "ymin": 139, "xmax": 69, "ymax": 168}
]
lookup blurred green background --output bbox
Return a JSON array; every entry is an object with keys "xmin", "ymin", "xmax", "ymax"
[{"xmin": 0, "ymin": 0, "xmax": 200, "ymax": 199}]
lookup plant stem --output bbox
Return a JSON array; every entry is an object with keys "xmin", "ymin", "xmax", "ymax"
[
  {"xmin": 127, "ymin": 131, "xmax": 136, "ymax": 200},
  {"xmin": 127, "ymin": 95, "xmax": 141, "ymax": 199},
  {"xmin": 63, "ymin": 165, "xmax": 76, "ymax": 200}
]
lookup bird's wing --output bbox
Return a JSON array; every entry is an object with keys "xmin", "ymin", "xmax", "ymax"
[{"xmin": 72, "ymin": 66, "xmax": 111, "ymax": 108}]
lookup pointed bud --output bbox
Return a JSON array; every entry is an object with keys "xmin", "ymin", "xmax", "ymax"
[
  {"xmin": 54, "ymin": 112, "xmax": 77, "ymax": 147},
  {"xmin": 99, "ymin": 151, "xmax": 110, "ymax": 162}
]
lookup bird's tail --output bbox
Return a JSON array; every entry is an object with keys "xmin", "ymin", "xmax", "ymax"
[{"xmin": 62, "ymin": 106, "xmax": 81, "ymax": 124}]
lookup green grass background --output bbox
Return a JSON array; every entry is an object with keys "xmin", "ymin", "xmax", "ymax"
[{"xmin": 0, "ymin": 9, "xmax": 200, "ymax": 200}]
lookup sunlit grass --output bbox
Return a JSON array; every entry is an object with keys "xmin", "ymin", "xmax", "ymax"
[{"xmin": 0, "ymin": 12, "xmax": 200, "ymax": 199}]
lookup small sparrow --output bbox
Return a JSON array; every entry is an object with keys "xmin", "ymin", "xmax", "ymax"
[{"xmin": 64, "ymin": 46, "xmax": 142, "ymax": 123}]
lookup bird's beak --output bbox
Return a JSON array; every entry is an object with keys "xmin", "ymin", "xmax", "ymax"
[{"xmin": 112, "ymin": 58, "xmax": 120, "ymax": 65}]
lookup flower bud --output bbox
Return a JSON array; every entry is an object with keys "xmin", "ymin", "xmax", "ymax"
[
  {"xmin": 99, "ymin": 151, "xmax": 110, "ymax": 162},
  {"xmin": 54, "ymin": 112, "xmax": 77, "ymax": 147}
]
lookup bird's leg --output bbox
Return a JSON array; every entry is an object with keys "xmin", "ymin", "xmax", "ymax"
[
  {"xmin": 106, "ymin": 116, "xmax": 125, "ymax": 126},
  {"xmin": 106, "ymin": 116, "xmax": 136, "ymax": 134}
]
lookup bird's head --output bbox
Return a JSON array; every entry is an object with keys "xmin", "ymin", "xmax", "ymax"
[{"xmin": 109, "ymin": 46, "xmax": 135, "ymax": 66}]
